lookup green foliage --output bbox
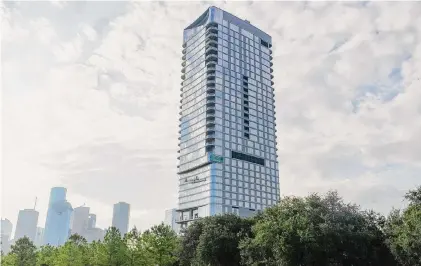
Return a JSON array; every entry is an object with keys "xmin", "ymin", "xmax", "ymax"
[
  {"xmin": 10, "ymin": 236, "xmax": 37, "ymax": 266},
  {"xmin": 1, "ymin": 253, "xmax": 17, "ymax": 266},
  {"xmin": 141, "ymin": 223, "xmax": 180, "ymax": 266},
  {"xmin": 36, "ymin": 245, "xmax": 57, "ymax": 266},
  {"xmin": 179, "ymin": 214, "xmax": 253, "ymax": 266},
  {"xmin": 54, "ymin": 234, "xmax": 88, "ymax": 266},
  {"xmin": 239, "ymin": 191, "xmax": 396, "ymax": 266},
  {"xmin": 1, "ymin": 186, "xmax": 420, "ymax": 266},
  {"xmin": 385, "ymin": 186, "xmax": 421, "ymax": 266},
  {"xmin": 101, "ymin": 227, "xmax": 128, "ymax": 266}
]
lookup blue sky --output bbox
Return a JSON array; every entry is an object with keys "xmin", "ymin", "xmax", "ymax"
[{"xmin": 1, "ymin": 1, "xmax": 420, "ymax": 232}]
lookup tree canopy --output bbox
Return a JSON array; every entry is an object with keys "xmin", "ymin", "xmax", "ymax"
[{"xmin": 1, "ymin": 186, "xmax": 420, "ymax": 266}]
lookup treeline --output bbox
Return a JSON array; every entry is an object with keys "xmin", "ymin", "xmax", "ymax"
[{"xmin": 1, "ymin": 186, "xmax": 420, "ymax": 266}]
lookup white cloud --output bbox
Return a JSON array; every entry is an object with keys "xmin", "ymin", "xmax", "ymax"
[{"xmin": 1, "ymin": 1, "xmax": 420, "ymax": 233}]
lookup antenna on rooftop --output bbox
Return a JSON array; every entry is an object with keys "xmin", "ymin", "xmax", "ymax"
[{"xmin": 34, "ymin": 197, "xmax": 38, "ymax": 210}]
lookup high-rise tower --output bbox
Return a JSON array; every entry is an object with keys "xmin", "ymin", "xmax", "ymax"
[
  {"xmin": 14, "ymin": 209, "xmax": 39, "ymax": 241},
  {"xmin": 177, "ymin": 7, "xmax": 279, "ymax": 229},
  {"xmin": 43, "ymin": 187, "xmax": 73, "ymax": 246},
  {"xmin": 71, "ymin": 206, "xmax": 90, "ymax": 236},
  {"xmin": 112, "ymin": 202, "xmax": 130, "ymax": 236}
]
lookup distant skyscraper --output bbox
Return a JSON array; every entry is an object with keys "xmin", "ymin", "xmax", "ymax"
[
  {"xmin": 112, "ymin": 202, "xmax": 130, "ymax": 236},
  {"xmin": 71, "ymin": 206, "xmax": 90, "ymax": 236},
  {"xmin": 14, "ymin": 209, "xmax": 39, "ymax": 241},
  {"xmin": 164, "ymin": 209, "xmax": 180, "ymax": 234},
  {"xmin": 87, "ymin": 214, "xmax": 96, "ymax": 229},
  {"xmin": 34, "ymin": 227, "xmax": 44, "ymax": 247},
  {"xmin": 1, "ymin": 218, "xmax": 13, "ymax": 241},
  {"xmin": 43, "ymin": 187, "xmax": 73, "ymax": 246},
  {"xmin": 84, "ymin": 228, "xmax": 105, "ymax": 243},
  {"xmin": 177, "ymin": 7, "xmax": 279, "ymax": 229},
  {"xmin": 1, "ymin": 218, "xmax": 13, "ymax": 254}
]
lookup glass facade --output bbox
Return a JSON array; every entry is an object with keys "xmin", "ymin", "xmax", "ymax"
[
  {"xmin": 177, "ymin": 7, "xmax": 279, "ymax": 229},
  {"xmin": 43, "ymin": 187, "xmax": 73, "ymax": 246},
  {"xmin": 111, "ymin": 202, "xmax": 130, "ymax": 236}
]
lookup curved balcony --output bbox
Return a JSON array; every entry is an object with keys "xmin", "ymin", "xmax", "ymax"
[
  {"xmin": 206, "ymin": 120, "xmax": 216, "ymax": 127},
  {"xmin": 181, "ymin": 61, "xmax": 186, "ymax": 67},
  {"xmin": 271, "ymin": 80, "xmax": 275, "ymax": 85},
  {"xmin": 206, "ymin": 39, "xmax": 218, "ymax": 46},
  {"xmin": 206, "ymin": 61, "xmax": 216, "ymax": 69},
  {"xmin": 205, "ymin": 140, "xmax": 215, "ymax": 146},
  {"xmin": 206, "ymin": 27, "xmax": 218, "ymax": 35},
  {"xmin": 206, "ymin": 33, "xmax": 218, "ymax": 41},
  {"xmin": 206, "ymin": 80, "xmax": 216, "ymax": 86},
  {"xmin": 206, "ymin": 126, "xmax": 215, "ymax": 133},
  {"xmin": 206, "ymin": 22, "xmax": 218, "ymax": 29},
  {"xmin": 207, "ymin": 67, "xmax": 216, "ymax": 73},
  {"xmin": 206, "ymin": 106, "xmax": 215, "ymax": 114},
  {"xmin": 206, "ymin": 132, "xmax": 215, "ymax": 140},
  {"xmin": 182, "ymin": 42, "xmax": 186, "ymax": 48},
  {"xmin": 205, "ymin": 54, "xmax": 218, "ymax": 64},
  {"xmin": 205, "ymin": 47, "xmax": 218, "ymax": 56},
  {"xmin": 181, "ymin": 74, "xmax": 185, "ymax": 80},
  {"xmin": 207, "ymin": 97, "xmax": 215, "ymax": 104},
  {"xmin": 207, "ymin": 73, "xmax": 216, "ymax": 81},
  {"xmin": 206, "ymin": 113, "xmax": 216, "ymax": 121},
  {"xmin": 182, "ymin": 54, "xmax": 186, "ymax": 60},
  {"xmin": 206, "ymin": 41, "xmax": 218, "ymax": 49},
  {"xmin": 206, "ymin": 114, "xmax": 215, "ymax": 121},
  {"xmin": 206, "ymin": 146, "xmax": 215, "ymax": 153}
]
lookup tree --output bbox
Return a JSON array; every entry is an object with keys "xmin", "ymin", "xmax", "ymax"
[
  {"xmin": 385, "ymin": 186, "xmax": 421, "ymax": 266},
  {"xmin": 1, "ymin": 253, "xmax": 17, "ymax": 266},
  {"xmin": 36, "ymin": 245, "xmax": 57, "ymax": 266},
  {"xmin": 240, "ymin": 191, "xmax": 396, "ymax": 266},
  {"xmin": 10, "ymin": 236, "xmax": 37, "ymax": 266},
  {"xmin": 124, "ymin": 227, "xmax": 150, "ymax": 266},
  {"xmin": 101, "ymin": 227, "xmax": 128, "ymax": 266},
  {"xmin": 85, "ymin": 240, "xmax": 104, "ymax": 266},
  {"xmin": 141, "ymin": 223, "xmax": 180, "ymax": 266},
  {"xmin": 178, "ymin": 219, "xmax": 204, "ymax": 266},
  {"xmin": 54, "ymin": 234, "xmax": 87, "ymax": 266},
  {"xmin": 179, "ymin": 214, "xmax": 253, "ymax": 266}
]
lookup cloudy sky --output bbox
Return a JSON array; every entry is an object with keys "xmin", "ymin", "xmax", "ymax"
[{"xmin": 1, "ymin": 1, "xmax": 420, "ymax": 233}]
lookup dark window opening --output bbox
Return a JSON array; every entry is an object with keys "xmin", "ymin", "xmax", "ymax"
[
  {"xmin": 232, "ymin": 151, "xmax": 265, "ymax": 166},
  {"xmin": 260, "ymin": 39, "xmax": 269, "ymax": 48},
  {"xmin": 244, "ymin": 133, "xmax": 250, "ymax": 139},
  {"xmin": 206, "ymin": 146, "xmax": 215, "ymax": 152}
]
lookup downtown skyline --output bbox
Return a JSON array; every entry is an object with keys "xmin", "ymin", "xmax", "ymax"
[
  {"xmin": 2, "ymin": 1, "xmax": 420, "ymax": 235},
  {"xmin": 1, "ymin": 186, "xmax": 130, "ymax": 249}
]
